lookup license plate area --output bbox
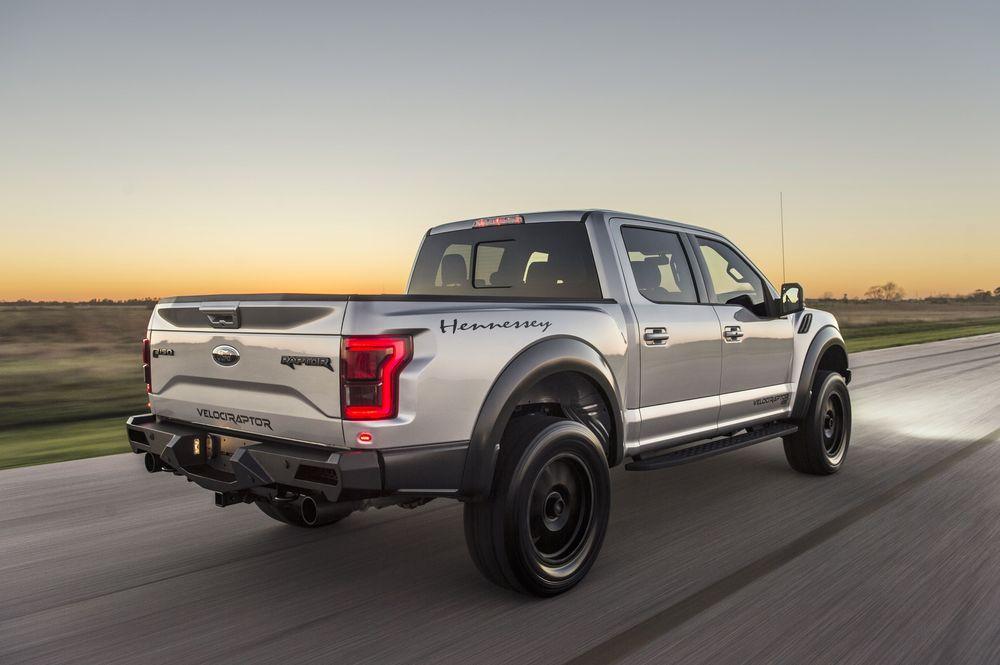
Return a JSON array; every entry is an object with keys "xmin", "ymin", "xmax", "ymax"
[{"xmin": 204, "ymin": 433, "xmax": 257, "ymax": 473}]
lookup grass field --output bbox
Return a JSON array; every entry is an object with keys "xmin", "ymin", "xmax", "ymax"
[
  {"xmin": 1, "ymin": 301, "xmax": 999, "ymax": 470},
  {"xmin": 0, "ymin": 417, "xmax": 128, "ymax": 470},
  {"xmin": 843, "ymin": 316, "xmax": 1000, "ymax": 352},
  {"xmin": 812, "ymin": 300, "xmax": 1000, "ymax": 327},
  {"xmin": 0, "ymin": 305, "xmax": 151, "ymax": 469}
]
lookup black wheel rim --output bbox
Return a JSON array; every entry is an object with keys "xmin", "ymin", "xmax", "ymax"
[
  {"xmin": 821, "ymin": 392, "xmax": 845, "ymax": 458},
  {"xmin": 527, "ymin": 452, "xmax": 595, "ymax": 569}
]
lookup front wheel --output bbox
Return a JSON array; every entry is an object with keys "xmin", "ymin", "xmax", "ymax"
[
  {"xmin": 783, "ymin": 371, "xmax": 852, "ymax": 475},
  {"xmin": 464, "ymin": 416, "xmax": 611, "ymax": 597}
]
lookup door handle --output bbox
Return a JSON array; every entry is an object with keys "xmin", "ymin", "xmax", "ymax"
[
  {"xmin": 643, "ymin": 327, "xmax": 670, "ymax": 345},
  {"xmin": 723, "ymin": 325, "xmax": 744, "ymax": 342}
]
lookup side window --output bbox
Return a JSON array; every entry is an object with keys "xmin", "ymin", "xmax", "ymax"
[
  {"xmin": 620, "ymin": 227, "xmax": 699, "ymax": 304},
  {"xmin": 695, "ymin": 238, "xmax": 768, "ymax": 315}
]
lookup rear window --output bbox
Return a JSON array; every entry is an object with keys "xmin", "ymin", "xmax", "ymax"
[{"xmin": 408, "ymin": 222, "xmax": 603, "ymax": 299}]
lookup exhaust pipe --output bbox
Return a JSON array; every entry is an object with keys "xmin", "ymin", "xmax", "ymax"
[
  {"xmin": 297, "ymin": 495, "xmax": 351, "ymax": 527},
  {"xmin": 144, "ymin": 452, "xmax": 164, "ymax": 473}
]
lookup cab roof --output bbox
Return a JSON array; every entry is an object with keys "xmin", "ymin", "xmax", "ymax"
[{"xmin": 428, "ymin": 209, "xmax": 718, "ymax": 236}]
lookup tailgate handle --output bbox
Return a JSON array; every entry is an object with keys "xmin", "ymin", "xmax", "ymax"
[{"xmin": 199, "ymin": 304, "xmax": 241, "ymax": 329}]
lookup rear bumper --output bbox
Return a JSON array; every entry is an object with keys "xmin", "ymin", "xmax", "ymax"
[{"xmin": 125, "ymin": 414, "xmax": 468, "ymax": 502}]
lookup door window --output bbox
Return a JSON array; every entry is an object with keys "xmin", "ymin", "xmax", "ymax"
[
  {"xmin": 621, "ymin": 227, "xmax": 699, "ymax": 304},
  {"xmin": 696, "ymin": 238, "xmax": 769, "ymax": 316}
]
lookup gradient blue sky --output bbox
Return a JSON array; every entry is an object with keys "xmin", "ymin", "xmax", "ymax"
[{"xmin": 2, "ymin": 0, "xmax": 997, "ymax": 299}]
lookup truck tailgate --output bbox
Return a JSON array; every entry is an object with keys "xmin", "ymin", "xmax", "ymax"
[{"xmin": 148, "ymin": 298, "xmax": 347, "ymax": 446}]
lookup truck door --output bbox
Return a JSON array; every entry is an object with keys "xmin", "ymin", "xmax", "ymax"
[
  {"xmin": 691, "ymin": 236, "xmax": 795, "ymax": 430},
  {"xmin": 612, "ymin": 221, "xmax": 723, "ymax": 452}
]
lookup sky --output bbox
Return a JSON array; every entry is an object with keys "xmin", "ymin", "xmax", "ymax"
[{"xmin": 1, "ymin": 0, "xmax": 998, "ymax": 300}]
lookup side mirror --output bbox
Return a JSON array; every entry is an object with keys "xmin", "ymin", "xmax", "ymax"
[{"xmin": 779, "ymin": 283, "xmax": 804, "ymax": 316}]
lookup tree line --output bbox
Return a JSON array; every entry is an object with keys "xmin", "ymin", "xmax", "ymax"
[
  {"xmin": 0, "ymin": 298, "xmax": 159, "ymax": 306},
  {"xmin": 815, "ymin": 283, "xmax": 1000, "ymax": 302}
]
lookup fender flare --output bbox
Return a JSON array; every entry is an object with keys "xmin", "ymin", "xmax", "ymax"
[
  {"xmin": 459, "ymin": 336, "xmax": 624, "ymax": 500},
  {"xmin": 792, "ymin": 325, "xmax": 850, "ymax": 419}
]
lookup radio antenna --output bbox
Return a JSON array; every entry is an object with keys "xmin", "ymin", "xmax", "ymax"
[{"xmin": 779, "ymin": 192, "xmax": 786, "ymax": 284}]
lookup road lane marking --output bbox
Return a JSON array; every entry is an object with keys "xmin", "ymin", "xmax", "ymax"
[{"xmin": 566, "ymin": 425, "xmax": 1000, "ymax": 665}]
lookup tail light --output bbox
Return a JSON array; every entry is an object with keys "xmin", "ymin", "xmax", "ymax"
[
  {"xmin": 473, "ymin": 214, "xmax": 523, "ymax": 228},
  {"xmin": 341, "ymin": 336, "xmax": 411, "ymax": 420},
  {"xmin": 142, "ymin": 337, "xmax": 152, "ymax": 394}
]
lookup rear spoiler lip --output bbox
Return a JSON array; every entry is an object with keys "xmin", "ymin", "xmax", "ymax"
[{"xmin": 159, "ymin": 294, "xmax": 353, "ymax": 304}]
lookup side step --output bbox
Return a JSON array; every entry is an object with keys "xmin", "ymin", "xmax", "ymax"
[{"xmin": 626, "ymin": 422, "xmax": 798, "ymax": 472}]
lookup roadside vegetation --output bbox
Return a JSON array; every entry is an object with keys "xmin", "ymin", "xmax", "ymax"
[
  {"xmin": 0, "ymin": 304, "xmax": 152, "ymax": 469},
  {"xmin": 1, "ymin": 295, "xmax": 999, "ymax": 470},
  {"xmin": 842, "ymin": 316, "xmax": 1000, "ymax": 352},
  {"xmin": 812, "ymin": 300, "xmax": 1000, "ymax": 352}
]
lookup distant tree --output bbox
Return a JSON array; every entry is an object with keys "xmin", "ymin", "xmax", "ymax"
[
  {"xmin": 865, "ymin": 281, "xmax": 905, "ymax": 301},
  {"xmin": 994, "ymin": 286, "xmax": 1000, "ymax": 298},
  {"xmin": 821, "ymin": 291, "xmax": 834, "ymax": 300}
]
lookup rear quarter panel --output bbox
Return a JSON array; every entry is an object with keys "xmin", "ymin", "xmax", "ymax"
[{"xmin": 341, "ymin": 299, "xmax": 629, "ymax": 449}]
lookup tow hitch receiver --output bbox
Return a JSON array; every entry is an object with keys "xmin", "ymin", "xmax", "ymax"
[{"xmin": 215, "ymin": 491, "xmax": 247, "ymax": 508}]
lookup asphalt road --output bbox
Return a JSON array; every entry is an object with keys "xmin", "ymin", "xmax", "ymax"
[{"xmin": 4, "ymin": 334, "xmax": 1000, "ymax": 665}]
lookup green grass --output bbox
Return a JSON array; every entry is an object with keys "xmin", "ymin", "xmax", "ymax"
[
  {"xmin": 0, "ymin": 417, "xmax": 132, "ymax": 470},
  {"xmin": 0, "ymin": 305, "xmax": 152, "ymax": 429},
  {"xmin": 842, "ymin": 317, "xmax": 1000, "ymax": 352},
  {"xmin": 842, "ymin": 318, "xmax": 1000, "ymax": 353}
]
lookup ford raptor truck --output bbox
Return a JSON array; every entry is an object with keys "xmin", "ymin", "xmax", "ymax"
[{"xmin": 126, "ymin": 210, "xmax": 852, "ymax": 596}]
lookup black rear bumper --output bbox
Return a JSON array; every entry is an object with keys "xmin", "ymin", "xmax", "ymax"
[{"xmin": 125, "ymin": 414, "xmax": 468, "ymax": 502}]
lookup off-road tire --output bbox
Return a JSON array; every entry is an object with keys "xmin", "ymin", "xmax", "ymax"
[
  {"xmin": 464, "ymin": 416, "xmax": 611, "ymax": 597},
  {"xmin": 784, "ymin": 371, "xmax": 851, "ymax": 475}
]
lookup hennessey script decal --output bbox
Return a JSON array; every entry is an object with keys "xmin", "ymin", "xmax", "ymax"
[{"xmin": 440, "ymin": 318, "xmax": 552, "ymax": 334}]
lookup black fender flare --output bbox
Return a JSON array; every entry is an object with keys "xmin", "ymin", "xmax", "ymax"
[
  {"xmin": 792, "ymin": 325, "xmax": 850, "ymax": 419},
  {"xmin": 459, "ymin": 336, "xmax": 624, "ymax": 500}
]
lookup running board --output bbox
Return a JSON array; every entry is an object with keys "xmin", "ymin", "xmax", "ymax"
[{"xmin": 626, "ymin": 422, "xmax": 799, "ymax": 472}]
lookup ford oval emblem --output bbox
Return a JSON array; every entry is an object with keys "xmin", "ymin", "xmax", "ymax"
[{"xmin": 212, "ymin": 345, "xmax": 240, "ymax": 367}]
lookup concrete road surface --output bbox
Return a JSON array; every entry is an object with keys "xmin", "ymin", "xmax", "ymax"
[{"xmin": 3, "ymin": 334, "xmax": 1000, "ymax": 664}]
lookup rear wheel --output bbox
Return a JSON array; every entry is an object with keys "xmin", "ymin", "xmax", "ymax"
[
  {"xmin": 783, "ymin": 371, "xmax": 851, "ymax": 475},
  {"xmin": 464, "ymin": 416, "xmax": 611, "ymax": 596}
]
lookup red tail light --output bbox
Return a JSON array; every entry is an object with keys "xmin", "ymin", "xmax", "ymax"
[
  {"xmin": 142, "ymin": 337, "xmax": 152, "ymax": 394},
  {"xmin": 341, "ymin": 336, "xmax": 411, "ymax": 420}
]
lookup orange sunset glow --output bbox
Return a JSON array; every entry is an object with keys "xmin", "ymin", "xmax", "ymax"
[{"xmin": 1, "ymin": 3, "xmax": 997, "ymax": 301}]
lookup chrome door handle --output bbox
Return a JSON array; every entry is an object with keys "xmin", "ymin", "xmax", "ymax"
[
  {"xmin": 643, "ymin": 327, "xmax": 670, "ymax": 345},
  {"xmin": 723, "ymin": 325, "xmax": 744, "ymax": 342}
]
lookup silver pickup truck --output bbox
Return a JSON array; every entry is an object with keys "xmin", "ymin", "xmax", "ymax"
[{"xmin": 126, "ymin": 209, "xmax": 851, "ymax": 596}]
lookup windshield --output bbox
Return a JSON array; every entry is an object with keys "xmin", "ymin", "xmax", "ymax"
[{"xmin": 408, "ymin": 222, "xmax": 602, "ymax": 299}]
